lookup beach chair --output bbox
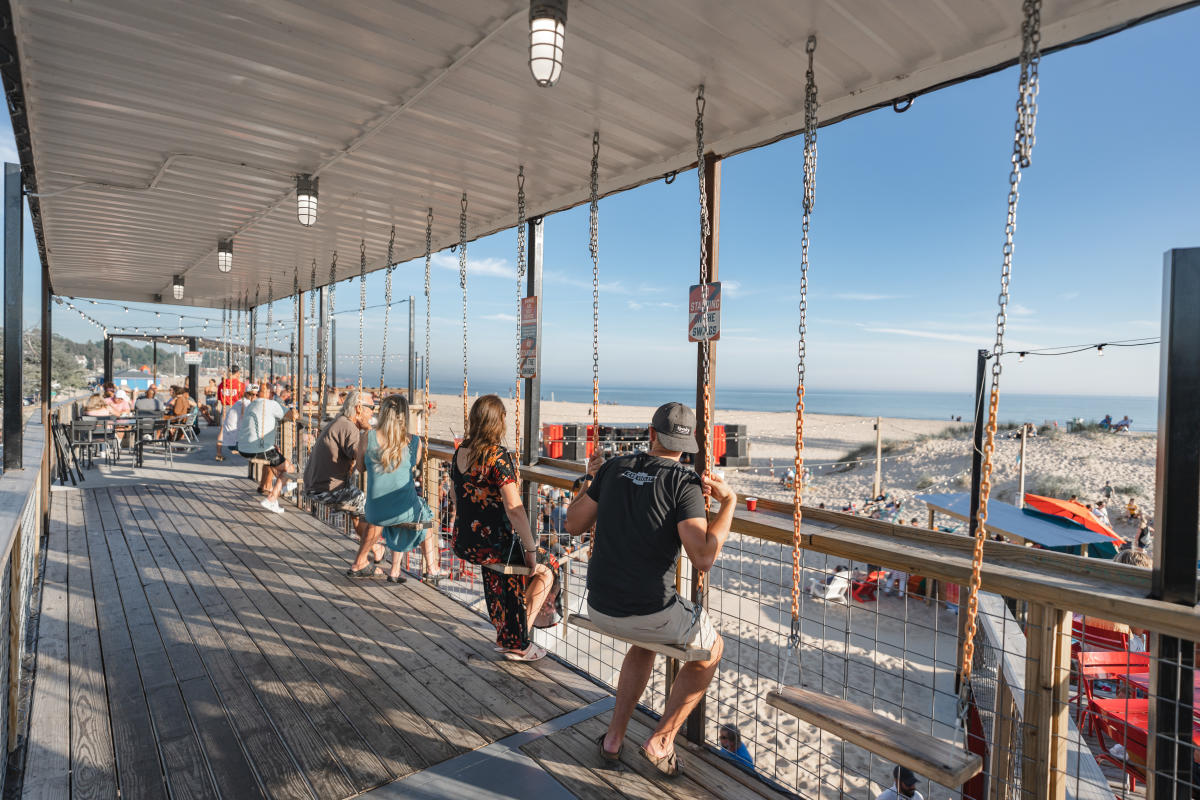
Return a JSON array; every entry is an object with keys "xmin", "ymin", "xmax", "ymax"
[
  {"xmin": 1071, "ymin": 650, "xmax": 1149, "ymax": 738},
  {"xmin": 851, "ymin": 570, "xmax": 887, "ymax": 602},
  {"xmin": 807, "ymin": 572, "xmax": 851, "ymax": 603}
]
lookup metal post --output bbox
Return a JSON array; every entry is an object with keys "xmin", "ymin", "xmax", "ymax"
[
  {"xmin": 40, "ymin": 258, "xmax": 51, "ymax": 526},
  {"xmin": 318, "ymin": 286, "xmax": 329, "ymax": 421},
  {"xmin": 408, "ymin": 295, "xmax": 415, "ymax": 403},
  {"xmin": 1017, "ymin": 424, "xmax": 1028, "ymax": 508},
  {"xmin": 686, "ymin": 153, "xmax": 720, "ymax": 744},
  {"xmin": 1148, "ymin": 248, "xmax": 1199, "ymax": 800},
  {"xmin": 521, "ymin": 217, "xmax": 544, "ymax": 512},
  {"xmin": 187, "ymin": 337, "xmax": 199, "ymax": 403},
  {"xmin": 248, "ymin": 307, "xmax": 257, "ymax": 383},
  {"xmin": 103, "ymin": 336, "xmax": 113, "ymax": 385},
  {"xmin": 3, "ymin": 163, "xmax": 23, "ymax": 471},
  {"xmin": 872, "ymin": 416, "xmax": 882, "ymax": 498},
  {"xmin": 959, "ymin": 348, "xmax": 990, "ymax": 686},
  {"xmin": 152, "ymin": 340, "xmax": 158, "ymax": 387}
]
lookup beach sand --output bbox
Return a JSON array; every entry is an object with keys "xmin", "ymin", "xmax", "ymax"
[{"xmin": 426, "ymin": 391, "xmax": 1152, "ymax": 797}]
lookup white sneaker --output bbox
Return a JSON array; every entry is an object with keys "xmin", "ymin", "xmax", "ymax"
[{"xmin": 260, "ymin": 498, "xmax": 285, "ymax": 514}]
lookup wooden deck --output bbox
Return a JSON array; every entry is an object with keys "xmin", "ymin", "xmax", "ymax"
[{"xmin": 22, "ymin": 479, "xmax": 791, "ymax": 800}]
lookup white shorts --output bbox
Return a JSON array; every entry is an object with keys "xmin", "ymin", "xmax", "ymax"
[{"xmin": 586, "ymin": 595, "xmax": 717, "ymax": 659}]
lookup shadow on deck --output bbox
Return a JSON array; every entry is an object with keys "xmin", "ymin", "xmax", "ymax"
[{"xmin": 20, "ymin": 478, "xmax": 790, "ymax": 799}]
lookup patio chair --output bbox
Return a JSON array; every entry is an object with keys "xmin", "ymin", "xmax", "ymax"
[
  {"xmin": 166, "ymin": 407, "xmax": 201, "ymax": 453},
  {"xmin": 68, "ymin": 418, "xmax": 99, "ymax": 469},
  {"xmin": 1072, "ymin": 650, "xmax": 1149, "ymax": 739},
  {"xmin": 851, "ymin": 569, "xmax": 887, "ymax": 602},
  {"xmin": 134, "ymin": 417, "xmax": 172, "ymax": 467},
  {"xmin": 1070, "ymin": 617, "xmax": 1131, "ymax": 662},
  {"xmin": 806, "ymin": 571, "xmax": 851, "ymax": 603}
]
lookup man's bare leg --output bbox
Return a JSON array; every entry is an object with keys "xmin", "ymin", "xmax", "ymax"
[
  {"xmin": 266, "ymin": 460, "xmax": 293, "ymax": 502},
  {"xmin": 642, "ymin": 634, "xmax": 724, "ymax": 760},
  {"xmin": 350, "ymin": 522, "xmax": 382, "ymax": 571},
  {"xmin": 602, "ymin": 646, "xmax": 656, "ymax": 756}
]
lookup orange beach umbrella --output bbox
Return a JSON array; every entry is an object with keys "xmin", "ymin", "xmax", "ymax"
[{"xmin": 1022, "ymin": 493, "xmax": 1123, "ymax": 543}]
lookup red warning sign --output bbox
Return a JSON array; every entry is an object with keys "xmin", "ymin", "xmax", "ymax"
[
  {"xmin": 688, "ymin": 282, "xmax": 721, "ymax": 342},
  {"xmin": 518, "ymin": 296, "xmax": 538, "ymax": 378}
]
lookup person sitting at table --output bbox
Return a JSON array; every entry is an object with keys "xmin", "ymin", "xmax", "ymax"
[
  {"xmin": 107, "ymin": 388, "xmax": 132, "ymax": 416},
  {"xmin": 133, "ymin": 386, "xmax": 163, "ymax": 415},
  {"xmin": 163, "ymin": 386, "xmax": 193, "ymax": 437},
  {"xmin": 83, "ymin": 394, "xmax": 112, "ymax": 417}
]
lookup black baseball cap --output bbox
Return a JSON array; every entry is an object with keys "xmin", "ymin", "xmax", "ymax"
[{"xmin": 651, "ymin": 402, "xmax": 698, "ymax": 454}]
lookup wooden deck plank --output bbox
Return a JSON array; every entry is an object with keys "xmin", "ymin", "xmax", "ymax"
[
  {"xmin": 121, "ymin": 487, "xmax": 356, "ymax": 800},
  {"xmin": 99, "ymin": 488, "xmax": 268, "ymax": 800},
  {"xmin": 81, "ymin": 504, "xmax": 180, "ymax": 800},
  {"xmin": 110, "ymin": 490, "xmax": 314, "ymax": 800},
  {"xmin": 23, "ymin": 492, "xmax": 72, "ymax": 799},
  {"xmin": 64, "ymin": 492, "xmax": 118, "ymax": 800},
  {"xmin": 522, "ymin": 722, "xmax": 678, "ymax": 800},
  {"xmin": 253, "ymin": 488, "xmax": 583, "ymax": 726},
  {"xmin": 521, "ymin": 735, "xmax": 625, "ymax": 800},
  {"xmin": 148, "ymin": 484, "xmax": 431, "ymax": 779},
  {"xmin": 572, "ymin": 714, "xmax": 717, "ymax": 800},
  {"xmin": 133, "ymin": 485, "xmax": 393, "ymax": 793},
  {"xmin": 278, "ymin": 495, "xmax": 609, "ymax": 712},
  {"xmin": 198, "ymin": 482, "xmax": 522, "ymax": 746},
  {"xmin": 169, "ymin": 488, "xmax": 485, "ymax": 764}
]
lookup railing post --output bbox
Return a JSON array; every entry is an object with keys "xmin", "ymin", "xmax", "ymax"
[
  {"xmin": 1148, "ymin": 248, "xmax": 1199, "ymax": 799},
  {"xmin": 988, "ymin": 669, "xmax": 1015, "ymax": 800},
  {"xmin": 1022, "ymin": 603, "xmax": 1071, "ymax": 800}
]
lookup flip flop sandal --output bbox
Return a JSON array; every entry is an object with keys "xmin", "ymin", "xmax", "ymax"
[
  {"xmin": 387, "ymin": 574, "xmax": 407, "ymax": 584},
  {"xmin": 639, "ymin": 746, "xmax": 682, "ymax": 777},
  {"xmin": 346, "ymin": 566, "xmax": 380, "ymax": 578},
  {"xmin": 596, "ymin": 734, "xmax": 622, "ymax": 765},
  {"xmin": 504, "ymin": 643, "xmax": 548, "ymax": 662}
]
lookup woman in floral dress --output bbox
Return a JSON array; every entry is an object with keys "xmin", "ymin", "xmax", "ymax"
[{"xmin": 451, "ymin": 394, "xmax": 556, "ymax": 661}]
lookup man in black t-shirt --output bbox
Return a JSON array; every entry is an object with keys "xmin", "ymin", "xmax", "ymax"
[{"xmin": 567, "ymin": 402, "xmax": 736, "ymax": 777}]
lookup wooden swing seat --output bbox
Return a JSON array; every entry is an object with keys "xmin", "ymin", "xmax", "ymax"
[
  {"xmin": 765, "ymin": 686, "xmax": 982, "ymax": 787},
  {"xmin": 568, "ymin": 615, "xmax": 712, "ymax": 662}
]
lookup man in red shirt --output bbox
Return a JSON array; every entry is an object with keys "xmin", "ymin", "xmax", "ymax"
[{"xmin": 215, "ymin": 366, "xmax": 245, "ymax": 461}]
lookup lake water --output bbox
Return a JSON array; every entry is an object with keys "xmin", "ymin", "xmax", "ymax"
[{"xmin": 431, "ymin": 383, "xmax": 1159, "ymax": 432}]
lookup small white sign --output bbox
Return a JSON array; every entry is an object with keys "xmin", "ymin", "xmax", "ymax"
[{"xmin": 183, "ymin": 350, "xmax": 203, "ymax": 365}]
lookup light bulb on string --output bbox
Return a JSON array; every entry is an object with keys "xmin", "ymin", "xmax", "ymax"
[
  {"xmin": 1097, "ymin": 344, "xmax": 1106, "ymax": 357},
  {"xmin": 1018, "ymin": 352, "xmax": 1026, "ymax": 363}
]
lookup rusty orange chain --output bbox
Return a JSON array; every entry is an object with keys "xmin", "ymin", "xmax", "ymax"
[{"xmin": 961, "ymin": 0, "xmax": 1042, "ymax": 691}]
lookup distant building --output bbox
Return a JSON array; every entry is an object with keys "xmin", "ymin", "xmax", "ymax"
[{"xmin": 112, "ymin": 369, "xmax": 152, "ymax": 391}]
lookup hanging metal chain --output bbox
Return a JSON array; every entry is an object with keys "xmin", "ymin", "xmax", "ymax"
[
  {"xmin": 235, "ymin": 297, "xmax": 242, "ymax": 366},
  {"xmin": 790, "ymin": 35, "xmax": 818, "ymax": 650},
  {"xmin": 423, "ymin": 208, "xmax": 433, "ymax": 478},
  {"xmin": 358, "ymin": 239, "xmax": 367, "ymax": 390},
  {"xmin": 588, "ymin": 131, "xmax": 600, "ymax": 557},
  {"xmin": 380, "ymin": 225, "xmax": 395, "ymax": 394},
  {"xmin": 961, "ymin": 0, "xmax": 1042, "ymax": 690},
  {"xmin": 514, "ymin": 167, "xmax": 527, "ymax": 465},
  {"xmin": 253, "ymin": 285, "xmax": 261, "ymax": 377},
  {"xmin": 221, "ymin": 302, "xmax": 228, "ymax": 375},
  {"xmin": 293, "ymin": 267, "xmax": 300, "ymax": 387},
  {"xmin": 695, "ymin": 85, "xmax": 713, "ymax": 598},
  {"xmin": 459, "ymin": 192, "xmax": 469, "ymax": 434},
  {"xmin": 266, "ymin": 278, "xmax": 274, "ymax": 378},
  {"xmin": 309, "ymin": 259, "xmax": 317, "ymax": 333},
  {"xmin": 328, "ymin": 251, "xmax": 338, "ymax": 389},
  {"xmin": 589, "ymin": 131, "xmax": 600, "ymax": 443}
]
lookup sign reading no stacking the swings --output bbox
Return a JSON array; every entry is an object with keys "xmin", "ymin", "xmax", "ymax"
[
  {"xmin": 518, "ymin": 296, "xmax": 538, "ymax": 378},
  {"xmin": 183, "ymin": 350, "xmax": 203, "ymax": 365},
  {"xmin": 688, "ymin": 282, "xmax": 722, "ymax": 342}
]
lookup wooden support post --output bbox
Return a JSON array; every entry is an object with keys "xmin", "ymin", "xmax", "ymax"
[
  {"xmin": 686, "ymin": 152, "xmax": 720, "ymax": 745},
  {"xmin": 1022, "ymin": 603, "xmax": 1071, "ymax": 800},
  {"xmin": 872, "ymin": 416, "xmax": 882, "ymax": 498},
  {"xmin": 988, "ymin": 671, "xmax": 1016, "ymax": 800},
  {"xmin": 1017, "ymin": 424, "xmax": 1028, "ymax": 508}
]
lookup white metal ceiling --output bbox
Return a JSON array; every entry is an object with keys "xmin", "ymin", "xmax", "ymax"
[{"xmin": 6, "ymin": 0, "xmax": 1191, "ymax": 307}]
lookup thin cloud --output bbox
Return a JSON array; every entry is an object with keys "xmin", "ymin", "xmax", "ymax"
[
  {"xmin": 430, "ymin": 252, "xmax": 513, "ymax": 279},
  {"xmin": 480, "ymin": 313, "xmax": 517, "ymax": 322},
  {"xmin": 832, "ymin": 292, "xmax": 903, "ymax": 301},
  {"xmin": 627, "ymin": 300, "xmax": 677, "ymax": 311},
  {"xmin": 544, "ymin": 268, "xmax": 630, "ymax": 294},
  {"xmin": 1008, "ymin": 303, "xmax": 1035, "ymax": 316},
  {"xmin": 864, "ymin": 327, "xmax": 988, "ymax": 344},
  {"xmin": 1061, "ymin": 291, "xmax": 1080, "ymax": 301}
]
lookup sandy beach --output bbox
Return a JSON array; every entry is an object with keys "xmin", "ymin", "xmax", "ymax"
[
  {"xmin": 426, "ymin": 391, "xmax": 1156, "ymax": 539},
  {"xmin": 424, "ymin": 390, "xmax": 1149, "ymax": 797}
]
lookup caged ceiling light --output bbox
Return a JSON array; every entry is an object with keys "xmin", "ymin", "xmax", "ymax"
[
  {"xmin": 172, "ymin": 275, "xmax": 185, "ymax": 300},
  {"xmin": 217, "ymin": 238, "xmax": 233, "ymax": 273},
  {"xmin": 296, "ymin": 174, "xmax": 319, "ymax": 227},
  {"xmin": 529, "ymin": 0, "xmax": 567, "ymax": 87}
]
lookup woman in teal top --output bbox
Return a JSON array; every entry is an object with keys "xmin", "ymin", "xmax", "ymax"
[{"xmin": 359, "ymin": 394, "xmax": 443, "ymax": 583}]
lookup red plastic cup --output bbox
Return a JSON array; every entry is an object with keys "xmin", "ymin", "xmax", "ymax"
[{"xmin": 746, "ymin": 497, "xmax": 758, "ymax": 512}]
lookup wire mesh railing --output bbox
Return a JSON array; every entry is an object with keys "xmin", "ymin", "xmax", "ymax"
[{"xmin": 277, "ymin": 418, "xmax": 1197, "ymax": 800}]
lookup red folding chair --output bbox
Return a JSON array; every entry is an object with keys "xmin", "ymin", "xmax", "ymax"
[
  {"xmin": 1072, "ymin": 650, "xmax": 1149, "ymax": 738},
  {"xmin": 1070, "ymin": 617, "xmax": 1131, "ymax": 662},
  {"xmin": 851, "ymin": 570, "xmax": 887, "ymax": 602}
]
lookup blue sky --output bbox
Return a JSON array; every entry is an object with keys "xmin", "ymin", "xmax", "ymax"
[{"xmin": 21, "ymin": 7, "xmax": 1200, "ymax": 396}]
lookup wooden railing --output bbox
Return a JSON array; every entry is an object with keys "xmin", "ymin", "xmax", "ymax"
[{"xmin": 420, "ymin": 440, "xmax": 1197, "ymax": 799}]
